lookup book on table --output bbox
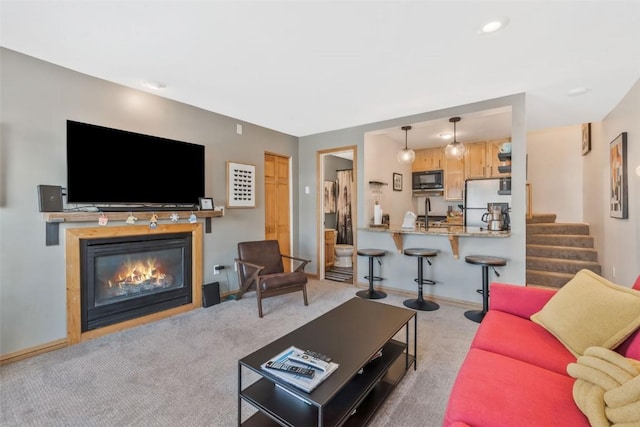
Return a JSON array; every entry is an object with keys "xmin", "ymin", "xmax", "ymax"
[{"xmin": 261, "ymin": 346, "xmax": 339, "ymax": 393}]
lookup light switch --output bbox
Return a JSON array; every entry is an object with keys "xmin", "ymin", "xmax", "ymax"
[
  {"xmin": 236, "ymin": 124, "xmax": 243, "ymax": 135},
  {"xmin": 304, "ymin": 186, "xmax": 310, "ymax": 194}
]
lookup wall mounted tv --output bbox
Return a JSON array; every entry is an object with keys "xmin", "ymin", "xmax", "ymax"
[{"xmin": 66, "ymin": 120, "xmax": 205, "ymax": 207}]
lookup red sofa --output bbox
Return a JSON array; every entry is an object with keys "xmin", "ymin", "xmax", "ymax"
[{"xmin": 443, "ymin": 276, "xmax": 640, "ymax": 427}]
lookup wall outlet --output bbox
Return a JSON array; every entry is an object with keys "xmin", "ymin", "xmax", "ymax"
[{"xmin": 213, "ymin": 264, "xmax": 220, "ymax": 275}]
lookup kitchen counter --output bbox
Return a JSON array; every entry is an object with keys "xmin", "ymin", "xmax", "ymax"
[{"xmin": 359, "ymin": 225, "xmax": 510, "ymax": 259}]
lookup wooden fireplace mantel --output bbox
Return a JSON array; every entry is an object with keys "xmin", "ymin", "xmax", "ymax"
[
  {"xmin": 66, "ymin": 223, "xmax": 204, "ymax": 345},
  {"xmin": 43, "ymin": 210, "xmax": 223, "ymax": 246}
]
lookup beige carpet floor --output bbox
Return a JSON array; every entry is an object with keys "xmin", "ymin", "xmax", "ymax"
[{"xmin": 0, "ymin": 279, "xmax": 478, "ymax": 426}]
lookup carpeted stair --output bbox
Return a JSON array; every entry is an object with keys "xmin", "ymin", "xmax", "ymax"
[{"xmin": 526, "ymin": 213, "xmax": 601, "ymax": 288}]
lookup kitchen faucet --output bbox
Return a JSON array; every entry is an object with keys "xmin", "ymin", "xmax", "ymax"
[{"xmin": 424, "ymin": 197, "xmax": 431, "ymax": 230}]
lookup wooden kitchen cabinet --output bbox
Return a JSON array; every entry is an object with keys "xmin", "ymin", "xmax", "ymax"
[
  {"xmin": 486, "ymin": 141, "xmax": 511, "ymax": 177},
  {"xmin": 413, "ymin": 147, "xmax": 444, "ymax": 172},
  {"xmin": 464, "ymin": 140, "xmax": 511, "ymax": 178},
  {"xmin": 325, "ymin": 229, "xmax": 336, "ymax": 269},
  {"xmin": 445, "ymin": 156, "xmax": 464, "ymax": 200},
  {"xmin": 464, "ymin": 142, "xmax": 487, "ymax": 179}
]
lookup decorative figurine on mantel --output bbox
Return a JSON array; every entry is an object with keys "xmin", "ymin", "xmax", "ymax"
[
  {"xmin": 149, "ymin": 213, "xmax": 158, "ymax": 229},
  {"xmin": 125, "ymin": 213, "xmax": 137, "ymax": 224}
]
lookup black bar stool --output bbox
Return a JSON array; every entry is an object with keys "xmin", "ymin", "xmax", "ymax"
[
  {"xmin": 356, "ymin": 249, "xmax": 387, "ymax": 299},
  {"xmin": 403, "ymin": 248, "xmax": 439, "ymax": 311},
  {"xmin": 464, "ymin": 255, "xmax": 507, "ymax": 323}
]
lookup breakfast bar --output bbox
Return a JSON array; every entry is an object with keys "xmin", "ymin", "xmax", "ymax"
[
  {"xmin": 361, "ymin": 226, "xmax": 510, "ymax": 259},
  {"xmin": 355, "ymin": 225, "xmax": 516, "ymax": 306}
]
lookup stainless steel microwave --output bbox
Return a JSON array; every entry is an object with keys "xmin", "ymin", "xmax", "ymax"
[{"xmin": 412, "ymin": 170, "xmax": 444, "ymax": 191}]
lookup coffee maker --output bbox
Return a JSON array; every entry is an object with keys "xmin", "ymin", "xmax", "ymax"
[{"xmin": 482, "ymin": 203, "xmax": 510, "ymax": 231}]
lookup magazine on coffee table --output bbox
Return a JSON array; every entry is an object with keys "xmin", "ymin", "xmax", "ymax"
[{"xmin": 261, "ymin": 346, "xmax": 339, "ymax": 393}]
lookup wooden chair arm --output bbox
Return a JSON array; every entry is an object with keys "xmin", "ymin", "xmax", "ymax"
[
  {"xmin": 282, "ymin": 254, "xmax": 311, "ymax": 272},
  {"xmin": 234, "ymin": 258, "xmax": 265, "ymax": 299},
  {"xmin": 234, "ymin": 258, "xmax": 265, "ymax": 271}
]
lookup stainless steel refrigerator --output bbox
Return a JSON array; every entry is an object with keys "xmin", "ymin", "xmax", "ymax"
[{"xmin": 464, "ymin": 178, "xmax": 511, "ymax": 228}]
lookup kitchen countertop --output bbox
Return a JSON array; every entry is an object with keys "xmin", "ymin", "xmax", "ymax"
[{"xmin": 359, "ymin": 225, "xmax": 510, "ymax": 259}]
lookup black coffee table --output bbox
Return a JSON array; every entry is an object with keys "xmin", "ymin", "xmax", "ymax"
[{"xmin": 238, "ymin": 297, "xmax": 417, "ymax": 426}]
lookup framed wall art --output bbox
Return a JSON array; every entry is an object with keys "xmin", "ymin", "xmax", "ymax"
[
  {"xmin": 227, "ymin": 161, "xmax": 256, "ymax": 208},
  {"xmin": 324, "ymin": 180, "xmax": 336, "ymax": 213},
  {"xmin": 393, "ymin": 173, "xmax": 402, "ymax": 191},
  {"xmin": 609, "ymin": 132, "xmax": 628, "ymax": 219},
  {"xmin": 582, "ymin": 123, "xmax": 591, "ymax": 155}
]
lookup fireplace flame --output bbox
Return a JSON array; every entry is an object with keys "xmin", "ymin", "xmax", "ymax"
[{"xmin": 108, "ymin": 257, "xmax": 170, "ymax": 288}]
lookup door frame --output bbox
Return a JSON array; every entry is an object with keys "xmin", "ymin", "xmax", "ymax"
[{"xmin": 316, "ymin": 146, "xmax": 357, "ymax": 281}]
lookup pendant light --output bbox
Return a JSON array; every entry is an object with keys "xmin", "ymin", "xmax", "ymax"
[
  {"xmin": 444, "ymin": 117, "xmax": 466, "ymax": 160},
  {"xmin": 397, "ymin": 125, "xmax": 415, "ymax": 164}
]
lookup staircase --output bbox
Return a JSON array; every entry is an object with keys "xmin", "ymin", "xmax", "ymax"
[{"xmin": 526, "ymin": 213, "xmax": 601, "ymax": 288}]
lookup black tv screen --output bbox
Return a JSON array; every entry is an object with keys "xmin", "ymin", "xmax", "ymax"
[{"xmin": 66, "ymin": 120, "xmax": 205, "ymax": 206}]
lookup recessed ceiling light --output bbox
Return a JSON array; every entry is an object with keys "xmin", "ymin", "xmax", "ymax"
[
  {"xmin": 479, "ymin": 17, "xmax": 510, "ymax": 34},
  {"xmin": 567, "ymin": 87, "xmax": 590, "ymax": 97},
  {"xmin": 439, "ymin": 132, "xmax": 453, "ymax": 140},
  {"xmin": 142, "ymin": 80, "xmax": 167, "ymax": 90}
]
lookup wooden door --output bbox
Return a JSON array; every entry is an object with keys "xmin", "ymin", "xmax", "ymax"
[{"xmin": 264, "ymin": 153, "xmax": 292, "ymax": 271}]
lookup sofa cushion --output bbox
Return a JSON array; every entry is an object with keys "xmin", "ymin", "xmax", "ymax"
[
  {"xmin": 531, "ymin": 269, "xmax": 640, "ymax": 357},
  {"xmin": 258, "ymin": 271, "xmax": 307, "ymax": 291},
  {"xmin": 489, "ymin": 282, "xmax": 557, "ymax": 319},
  {"xmin": 443, "ymin": 348, "xmax": 588, "ymax": 427},
  {"xmin": 471, "ymin": 310, "xmax": 576, "ymax": 375}
]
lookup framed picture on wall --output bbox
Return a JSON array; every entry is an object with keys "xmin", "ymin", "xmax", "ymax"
[
  {"xmin": 609, "ymin": 132, "xmax": 628, "ymax": 219},
  {"xmin": 324, "ymin": 181, "xmax": 336, "ymax": 213},
  {"xmin": 582, "ymin": 123, "xmax": 591, "ymax": 155},
  {"xmin": 227, "ymin": 161, "xmax": 256, "ymax": 208},
  {"xmin": 393, "ymin": 173, "xmax": 402, "ymax": 191}
]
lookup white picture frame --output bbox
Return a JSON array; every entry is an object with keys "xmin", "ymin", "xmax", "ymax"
[{"xmin": 227, "ymin": 161, "xmax": 256, "ymax": 208}]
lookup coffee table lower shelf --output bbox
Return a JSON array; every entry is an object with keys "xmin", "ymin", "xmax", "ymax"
[{"xmin": 240, "ymin": 339, "xmax": 413, "ymax": 427}]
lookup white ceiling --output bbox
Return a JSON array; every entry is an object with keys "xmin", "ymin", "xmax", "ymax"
[{"xmin": 1, "ymin": 1, "xmax": 639, "ymax": 146}]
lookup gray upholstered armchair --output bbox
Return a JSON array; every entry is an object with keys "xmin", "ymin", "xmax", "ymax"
[{"xmin": 235, "ymin": 240, "xmax": 310, "ymax": 317}]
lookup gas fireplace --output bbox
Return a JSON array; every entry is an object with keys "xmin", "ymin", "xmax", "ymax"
[{"xmin": 80, "ymin": 232, "xmax": 193, "ymax": 331}]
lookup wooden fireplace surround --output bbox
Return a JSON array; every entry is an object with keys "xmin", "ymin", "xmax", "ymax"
[{"xmin": 66, "ymin": 223, "xmax": 203, "ymax": 345}]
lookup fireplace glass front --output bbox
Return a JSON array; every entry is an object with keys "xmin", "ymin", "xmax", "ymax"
[{"xmin": 81, "ymin": 233, "xmax": 192, "ymax": 331}]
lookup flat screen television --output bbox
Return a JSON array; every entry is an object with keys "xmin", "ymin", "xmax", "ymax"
[{"xmin": 66, "ymin": 120, "xmax": 205, "ymax": 207}]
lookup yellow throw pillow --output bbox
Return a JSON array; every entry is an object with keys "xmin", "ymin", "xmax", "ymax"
[{"xmin": 531, "ymin": 269, "xmax": 640, "ymax": 357}]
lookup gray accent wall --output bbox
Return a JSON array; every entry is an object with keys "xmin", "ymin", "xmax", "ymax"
[{"xmin": 0, "ymin": 48, "xmax": 299, "ymax": 355}]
